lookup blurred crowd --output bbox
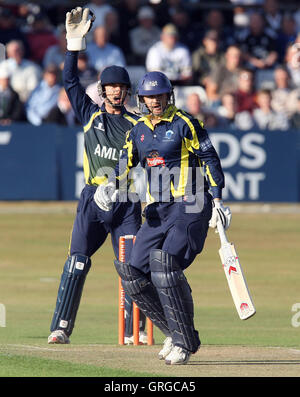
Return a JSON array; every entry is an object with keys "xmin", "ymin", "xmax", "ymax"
[{"xmin": 0, "ymin": 0, "xmax": 300, "ymax": 130}]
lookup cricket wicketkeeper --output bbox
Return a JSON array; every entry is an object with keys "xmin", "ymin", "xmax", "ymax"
[{"xmin": 48, "ymin": 7, "xmax": 146, "ymax": 345}]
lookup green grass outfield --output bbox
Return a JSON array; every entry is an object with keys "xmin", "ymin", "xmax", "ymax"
[{"xmin": 0, "ymin": 202, "xmax": 300, "ymax": 378}]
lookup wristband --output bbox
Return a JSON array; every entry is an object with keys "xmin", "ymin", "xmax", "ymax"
[{"xmin": 67, "ymin": 37, "xmax": 86, "ymax": 51}]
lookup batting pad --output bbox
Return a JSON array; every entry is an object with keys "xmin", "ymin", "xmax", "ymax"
[
  {"xmin": 150, "ymin": 249, "xmax": 200, "ymax": 353},
  {"xmin": 115, "ymin": 260, "xmax": 170, "ymax": 337}
]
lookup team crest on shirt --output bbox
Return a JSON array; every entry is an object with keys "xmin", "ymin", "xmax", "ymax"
[{"xmin": 163, "ymin": 129, "xmax": 174, "ymax": 141}]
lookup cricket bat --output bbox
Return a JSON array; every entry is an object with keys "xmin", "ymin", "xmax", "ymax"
[{"xmin": 216, "ymin": 221, "xmax": 256, "ymax": 320}]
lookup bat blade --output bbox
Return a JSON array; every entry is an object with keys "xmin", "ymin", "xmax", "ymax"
[{"xmin": 219, "ymin": 242, "xmax": 256, "ymax": 320}]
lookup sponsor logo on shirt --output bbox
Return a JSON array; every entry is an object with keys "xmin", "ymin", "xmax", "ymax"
[
  {"xmin": 94, "ymin": 144, "xmax": 119, "ymax": 160},
  {"xmin": 146, "ymin": 150, "xmax": 165, "ymax": 167},
  {"xmin": 94, "ymin": 122, "xmax": 105, "ymax": 131}
]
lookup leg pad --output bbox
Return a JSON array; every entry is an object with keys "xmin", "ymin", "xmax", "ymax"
[
  {"xmin": 115, "ymin": 260, "xmax": 170, "ymax": 336},
  {"xmin": 50, "ymin": 254, "xmax": 91, "ymax": 336},
  {"xmin": 150, "ymin": 249, "xmax": 200, "ymax": 353}
]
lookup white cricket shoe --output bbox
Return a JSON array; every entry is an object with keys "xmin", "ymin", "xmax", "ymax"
[
  {"xmin": 48, "ymin": 330, "xmax": 70, "ymax": 344},
  {"xmin": 165, "ymin": 346, "xmax": 191, "ymax": 365},
  {"xmin": 158, "ymin": 337, "xmax": 173, "ymax": 360},
  {"xmin": 124, "ymin": 331, "xmax": 151, "ymax": 345},
  {"xmin": 139, "ymin": 330, "xmax": 150, "ymax": 344}
]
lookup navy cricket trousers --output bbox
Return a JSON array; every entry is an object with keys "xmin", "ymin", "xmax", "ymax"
[
  {"xmin": 130, "ymin": 192, "xmax": 213, "ymax": 274},
  {"xmin": 69, "ymin": 185, "xmax": 141, "ymax": 259}
]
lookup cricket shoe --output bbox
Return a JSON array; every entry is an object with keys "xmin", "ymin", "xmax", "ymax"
[
  {"xmin": 48, "ymin": 330, "xmax": 70, "ymax": 344},
  {"xmin": 124, "ymin": 331, "xmax": 150, "ymax": 345},
  {"xmin": 164, "ymin": 346, "xmax": 191, "ymax": 365},
  {"xmin": 158, "ymin": 337, "xmax": 173, "ymax": 360}
]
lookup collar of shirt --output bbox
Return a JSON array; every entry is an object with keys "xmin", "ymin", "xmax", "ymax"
[{"xmin": 138, "ymin": 105, "xmax": 178, "ymax": 130}]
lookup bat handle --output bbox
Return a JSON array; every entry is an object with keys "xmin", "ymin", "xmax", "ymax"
[{"xmin": 217, "ymin": 221, "xmax": 229, "ymax": 245}]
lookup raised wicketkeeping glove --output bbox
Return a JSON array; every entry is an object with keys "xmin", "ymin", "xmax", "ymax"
[
  {"xmin": 94, "ymin": 182, "xmax": 118, "ymax": 211},
  {"xmin": 209, "ymin": 200, "xmax": 232, "ymax": 231},
  {"xmin": 65, "ymin": 7, "xmax": 95, "ymax": 51}
]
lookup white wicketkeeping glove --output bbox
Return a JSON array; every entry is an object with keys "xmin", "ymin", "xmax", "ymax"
[
  {"xmin": 94, "ymin": 182, "xmax": 118, "ymax": 211},
  {"xmin": 65, "ymin": 7, "xmax": 95, "ymax": 51},
  {"xmin": 209, "ymin": 200, "xmax": 232, "ymax": 231}
]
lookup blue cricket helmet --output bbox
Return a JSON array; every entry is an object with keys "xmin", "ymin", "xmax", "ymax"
[
  {"xmin": 138, "ymin": 71, "xmax": 173, "ymax": 96},
  {"xmin": 100, "ymin": 65, "xmax": 131, "ymax": 87}
]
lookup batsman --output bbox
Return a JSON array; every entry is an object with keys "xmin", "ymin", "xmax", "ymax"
[
  {"xmin": 97, "ymin": 71, "xmax": 232, "ymax": 364},
  {"xmin": 48, "ymin": 7, "xmax": 147, "ymax": 345}
]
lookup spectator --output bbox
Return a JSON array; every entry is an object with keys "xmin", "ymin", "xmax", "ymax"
[
  {"xmin": 208, "ymin": 45, "xmax": 242, "ymax": 100},
  {"xmin": 295, "ymin": 8, "xmax": 300, "ymax": 33},
  {"xmin": 169, "ymin": 5, "xmax": 201, "ymax": 52},
  {"xmin": 232, "ymin": 6, "xmax": 250, "ymax": 38},
  {"xmin": 115, "ymin": 0, "xmax": 140, "ymax": 59},
  {"xmin": 0, "ymin": 63, "xmax": 25, "ymax": 124},
  {"xmin": 150, "ymin": 0, "xmax": 186, "ymax": 28},
  {"xmin": 284, "ymin": 42, "xmax": 300, "ymax": 88},
  {"xmin": 86, "ymin": 25, "xmax": 126, "ymax": 73},
  {"xmin": 289, "ymin": 95, "xmax": 300, "ymax": 130},
  {"xmin": 276, "ymin": 13, "xmax": 298, "ymax": 63},
  {"xmin": 145, "ymin": 23, "xmax": 192, "ymax": 86},
  {"xmin": 204, "ymin": 78, "xmax": 221, "ymax": 109},
  {"xmin": 104, "ymin": 8, "xmax": 123, "ymax": 48},
  {"xmin": 44, "ymin": 87, "xmax": 79, "ymax": 126},
  {"xmin": 263, "ymin": 0, "xmax": 282, "ymax": 37},
  {"xmin": 85, "ymin": 74, "xmax": 103, "ymax": 107},
  {"xmin": 217, "ymin": 92, "xmax": 255, "ymax": 130},
  {"xmin": 253, "ymin": 89, "xmax": 289, "ymax": 130},
  {"xmin": 216, "ymin": 92, "xmax": 239, "ymax": 129},
  {"xmin": 0, "ymin": 6, "xmax": 30, "ymax": 57},
  {"xmin": 201, "ymin": 9, "xmax": 235, "ymax": 51},
  {"xmin": 271, "ymin": 65, "xmax": 299, "ymax": 116},
  {"xmin": 186, "ymin": 92, "xmax": 219, "ymax": 128},
  {"xmin": 85, "ymin": 0, "xmax": 114, "ymax": 29},
  {"xmin": 129, "ymin": 6, "xmax": 161, "ymax": 65},
  {"xmin": 237, "ymin": 12, "xmax": 278, "ymax": 70},
  {"xmin": 1, "ymin": 39, "xmax": 42, "ymax": 103},
  {"xmin": 43, "ymin": 25, "xmax": 67, "ymax": 69},
  {"xmin": 25, "ymin": 12, "xmax": 59, "ymax": 66},
  {"xmin": 192, "ymin": 30, "xmax": 224, "ymax": 87},
  {"xmin": 235, "ymin": 68, "xmax": 257, "ymax": 113},
  {"xmin": 77, "ymin": 52, "xmax": 98, "ymax": 89},
  {"xmin": 25, "ymin": 64, "xmax": 61, "ymax": 126}
]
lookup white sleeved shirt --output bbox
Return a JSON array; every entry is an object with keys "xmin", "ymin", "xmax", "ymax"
[{"xmin": 145, "ymin": 41, "xmax": 192, "ymax": 82}]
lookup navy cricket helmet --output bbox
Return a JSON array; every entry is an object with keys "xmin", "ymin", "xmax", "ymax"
[
  {"xmin": 137, "ymin": 71, "xmax": 172, "ymax": 96},
  {"xmin": 100, "ymin": 65, "xmax": 131, "ymax": 88},
  {"xmin": 137, "ymin": 71, "xmax": 174, "ymax": 114}
]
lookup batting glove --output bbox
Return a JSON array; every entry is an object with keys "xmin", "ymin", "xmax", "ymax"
[
  {"xmin": 94, "ymin": 182, "xmax": 118, "ymax": 211},
  {"xmin": 209, "ymin": 200, "xmax": 232, "ymax": 231},
  {"xmin": 65, "ymin": 7, "xmax": 95, "ymax": 51}
]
